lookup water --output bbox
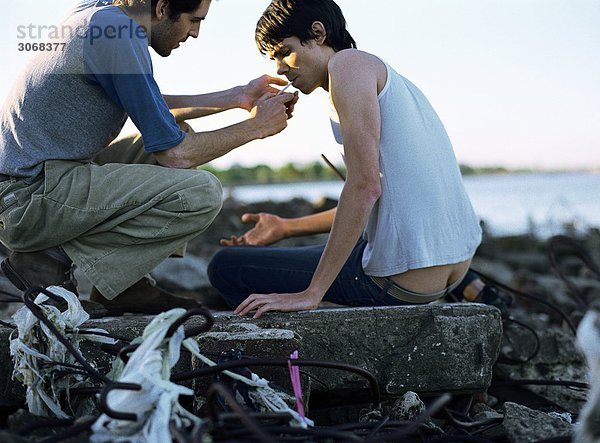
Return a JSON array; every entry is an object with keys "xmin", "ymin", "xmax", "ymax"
[{"xmin": 224, "ymin": 172, "xmax": 600, "ymax": 237}]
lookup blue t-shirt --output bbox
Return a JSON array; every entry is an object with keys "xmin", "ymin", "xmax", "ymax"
[
  {"xmin": 83, "ymin": 5, "xmax": 185, "ymax": 152},
  {"xmin": 0, "ymin": 1, "xmax": 185, "ymax": 179}
]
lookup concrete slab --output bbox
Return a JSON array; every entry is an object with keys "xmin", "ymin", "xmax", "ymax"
[
  {"xmin": 212, "ymin": 304, "xmax": 502, "ymax": 395},
  {"xmin": 0, "ymin": 304, "xmax": 502, "ymax": 406}
]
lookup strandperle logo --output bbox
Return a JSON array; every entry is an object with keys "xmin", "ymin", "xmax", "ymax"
[
  {"xmin": 14, "ymin": 14, "xmax": 148, "ymax": 56},
  {"xmin": 16, "ymin": 20, "xmax": 147, "ymax": 44}
]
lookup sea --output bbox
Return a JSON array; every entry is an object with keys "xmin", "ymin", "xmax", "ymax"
[{"xmin": 223, "ymin": 172, "xmax": 600, "ymax": 238}]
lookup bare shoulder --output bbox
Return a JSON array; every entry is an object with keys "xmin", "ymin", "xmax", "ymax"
[
  {"xmin": 328, "ymin": 49, "xmax": 387, "ymax": 93},
  {"xmin": 329, "ymin": 49, "xmax": 383, "ymax": 73}
]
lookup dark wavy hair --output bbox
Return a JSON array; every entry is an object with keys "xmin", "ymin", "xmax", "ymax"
[
  {"xmin": 256, "ymin": 0, "xmax": 357, "ymax": 55},
  {"xmin": 114, "ymin": 0, "xmax": 204, "ymax": 20}
]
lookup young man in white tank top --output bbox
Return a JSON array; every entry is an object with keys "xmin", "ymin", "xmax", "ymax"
[{"xmin": 208, "ymin": 0, "xmax": 507, "ymax": 318}]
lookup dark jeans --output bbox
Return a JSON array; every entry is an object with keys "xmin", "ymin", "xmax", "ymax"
[{"xmin": 207, "ymin": 239, "xmax": 409, "ymax": 309}]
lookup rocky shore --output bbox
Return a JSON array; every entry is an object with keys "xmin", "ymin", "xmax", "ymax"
[{"xmin": 0, "ymin": 196, "xmax": 598, "ymax": 442}]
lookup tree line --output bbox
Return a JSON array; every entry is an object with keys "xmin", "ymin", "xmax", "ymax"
[
  {"xmin": 199, "ymin": 162, "xmax": 346, "ymax": 185},
  {"xmin": 199, "ymin": 162, "xmax": 513, "ymax": 185}
]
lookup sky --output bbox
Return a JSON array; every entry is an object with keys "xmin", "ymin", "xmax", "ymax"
[{"xmin": 1, "ymin": 0, "xmax": 599, "ymax": 170}]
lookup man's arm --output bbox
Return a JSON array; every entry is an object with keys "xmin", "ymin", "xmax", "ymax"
[
  {"xmin": 287, "ymin": 51, "xmax": 382, "ymax": 301},
  {"xmin": 236, "ymin": 51, "xmax": 383, "ymax": 318},
  {"xmin": 220, "ymin": 208, "xmax": 337, "ymax": 246},
  {"xmin": 154, "ymin": 92, "xmax": 295, "ymax": 168},
  {"xmin": 165, "ymin": 75, "xmax": 289, "ymax": 121}
]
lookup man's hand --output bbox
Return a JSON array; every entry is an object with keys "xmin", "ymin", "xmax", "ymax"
[
  {"xmin": 284, "ymin": 91, "xmax": 299, "ymax": 119},
  {"xmin": 239, "ymin": 75, "xmax": 288, "ymax": 111},
  {"xmin": 220, "ymin": 213, "xmax": 287, "ymax": 246},
  {"xmin": 249, "ymin": 93, "xmax": 296, "ymax": 139},
  {"xmin": 234, "ymin": 290, "xmax": 322, "ymax": 319}
]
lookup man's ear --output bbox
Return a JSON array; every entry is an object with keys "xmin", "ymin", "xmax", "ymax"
[
  {"xmin": 311, "ymin": 21, "xmax": 327, "ymax": 45},
  {"xmin": 154, "ymin": 0, "xmax": 170, "ymax": 20}
]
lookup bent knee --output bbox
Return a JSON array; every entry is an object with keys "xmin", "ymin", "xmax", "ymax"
[
  {"xmin": 207, "ymin": 247, "xmax": 232, "ymax": 287},
  {"xmin": 199, "ymin": 170, "xmax": 223, "ymax": 212},
  {"xmin": 207, "ymin": 249, "xmax": 247, "ymax": 308},
  {"xmin": 179, "ymin": 170, "xmax": 223, "ymax": 214},
  {"xmin": 207, "ymin": 247, "xmax": 250, "ymax": 289}
]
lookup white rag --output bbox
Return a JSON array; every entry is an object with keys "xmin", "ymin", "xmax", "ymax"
[{"xmin": 9, "ymin": 286, "xmax": 115, "ymax": 418}]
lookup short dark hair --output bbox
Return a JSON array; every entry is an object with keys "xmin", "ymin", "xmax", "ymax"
[
  {"xmin": 114, "ymin": 0, "xmax": 204, "ymax": 20},
  {"xmin": 256, "ymin": 0, "xmax": 357, "ymax": 55}
]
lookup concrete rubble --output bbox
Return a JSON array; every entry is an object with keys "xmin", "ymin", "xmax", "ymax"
[
  {"xmin": 219, "ymin": 305, "xmax": 502, "ymax": 396},
  {"xmin": 495, "ymin": 318, "xmax": 588, "ymax": 412},
  {"xmin": 0, "ymin": 198, "xmax": 598, "ymax": 440},
  {"xmin": 0, "ymin": 304, "xmax": 502, "ymax": 410},
  {"xmin": 501, "ymin": 401, "xmax": 574, "ymax": 442}
]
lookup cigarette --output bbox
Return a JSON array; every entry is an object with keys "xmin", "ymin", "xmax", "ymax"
[{"xmin": 277, "ymin": 82, "xmax": 292, "ymax": 95}]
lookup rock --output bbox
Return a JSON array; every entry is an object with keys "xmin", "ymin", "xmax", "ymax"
[
  {"xmin": 502, "ymin": 402, "xmax": 573, "ymax": 442},
  {"xmin": 476, "ymin": 234, "xmax": 545, "ymax": 258},
  {"xmin": 151, "ymin": 256, "xmax": 210, "ymax": 292},
  {"xmin": 471, "ymin": 402, "xmax": 503, "ymax": 421},
  {"xmin": 388, "ymin": 391, "xmax": 425, "ymax": 421},
  {"xmin": 547, "ymin": 411, "xmax": 573, "ymax": 423},
  {"xmin": 495, "ymin": 326, "xmax": 588, "ymax": 413},
  {"xmin": 471, "ymin": 257, "xmax": 515, "ymax": 284},
  {"xmin": 219, "ymin": 304, "xmax": 502, "ymax": 395},
  {"xmin": 466, "ymin": 401, "xmax": 506, "ymax": 439},
  {"xmin": 501, "ymin": 321, "xmax": 584, "ymax": 365},
  {"xmin": 514, "ymin": 272, "xmax": 600, "ymax": 317},
  {"xmin": 388, "ymin": 391, "xmax": 444, "ymax": 435}
]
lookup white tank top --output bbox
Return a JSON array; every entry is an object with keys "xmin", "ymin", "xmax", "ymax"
[{"xmin": 330, "ymin": 59, "xmax": 482, "ymax": 276}]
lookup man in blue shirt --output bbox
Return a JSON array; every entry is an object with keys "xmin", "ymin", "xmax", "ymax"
[{"xmin": 0, "ymin": 0, "xmax": 297, "ymax": 313}]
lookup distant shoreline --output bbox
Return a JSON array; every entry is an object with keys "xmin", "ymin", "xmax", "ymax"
[{"xmin": 208, "ymin": 167, "xmax": 599, "ymax": 187}]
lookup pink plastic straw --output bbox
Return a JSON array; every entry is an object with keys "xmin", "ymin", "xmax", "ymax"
[{"xmin": 288, "ymin": 350, "xmax": 305, "ymax": 418}]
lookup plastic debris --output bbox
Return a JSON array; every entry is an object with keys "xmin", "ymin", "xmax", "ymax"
[
  {"xmin": 184, "ymin": 339, "xmax": 314, "ymax": 428},
  {"xmin": 288, "ymin": 350, "xmax": 305, "ymax": 418},
  {"xmin": 91, "ymin": 309, "xmax": 204, "ymax": 442},
  {"xmin": 9, "ymin": 286, "xmax": 115, "ymax": 418}
]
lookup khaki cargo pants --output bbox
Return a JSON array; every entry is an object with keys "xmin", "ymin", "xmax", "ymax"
[{"xmin": 0, "ymin": 133, "xmax": 222, "ymax": 299}]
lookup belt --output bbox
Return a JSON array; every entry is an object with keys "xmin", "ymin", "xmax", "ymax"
[
  {"xmin": 0, "ymin": 174, "xmax": 12, "ymax": 183},
  {"xmin": 369, "ymin": 272, "xmax": 466, "ymax": 304}
]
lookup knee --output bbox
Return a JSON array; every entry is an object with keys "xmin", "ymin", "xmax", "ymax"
[
  {"xmin": 207, "ymin": 248, "xmax": 246, "ymax": 308},
  {"xmin": 181, "ymin": 171, "xmax": 223, "ymax": 216},
  {"xmin": 200, "ymin": 171, "xmax": 223, "ymax": 213},
  {"xmin": 207, "ymin": 247, "xmax": 233, "ymax": 289},
  {"xmin": 207, "ymin": 247, "xmax": 246, "ymax": 293},
  {"xmin": 165, "ymin": 171, "xmax": 222, "ymax": 235}
]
